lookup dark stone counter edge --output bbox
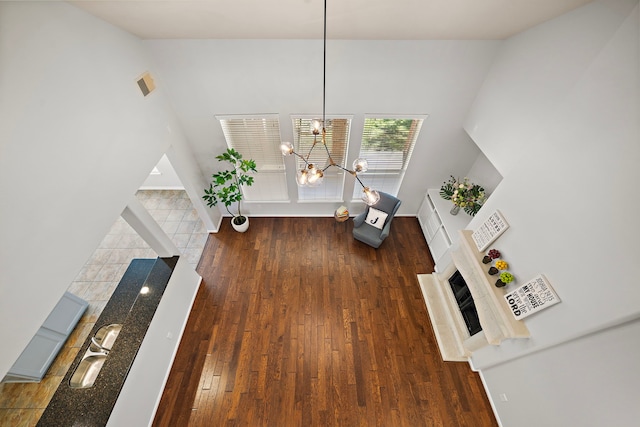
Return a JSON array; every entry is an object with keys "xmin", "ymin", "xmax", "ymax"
[{"xmin": 37, "ymin": 256, "xmax": 179, "ymax": 427}]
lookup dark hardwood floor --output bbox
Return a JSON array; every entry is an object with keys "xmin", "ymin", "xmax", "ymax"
[{"xmin": 153, "ymin": 217, "xmax": 497, "ymax": 427}]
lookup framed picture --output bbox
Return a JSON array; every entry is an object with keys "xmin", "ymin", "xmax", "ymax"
[
  {"xmin": 472, "ymin": 210, "xmax": 509, "ymax": 252},
  {"xmin": 504, "ymin": 274, "xmax": 560, "ymax": 320}
]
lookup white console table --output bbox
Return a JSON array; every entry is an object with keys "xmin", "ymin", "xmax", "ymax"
[{"xmin": 418, "ymin": 189, "xmax": 472, "ymax": 269}]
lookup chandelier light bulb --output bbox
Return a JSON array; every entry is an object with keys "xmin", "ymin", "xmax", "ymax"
[
  {"xmin": 310, "ymin": 119, "xmax": 323, "ymax": 135},
  {"xmin": 362, "ymin": 187, "xmax": 380, "ymax": 206},
  {"xmin": 352, "ymin": 158, "xmax": 369, "ymax": 173},
  {"xmin": 296, "ymin": 169, "xmax": 309, "ymax": 186},
  {"xmin": 280, "ymin": 141, "xmax": 294, "ymax": 156},
  {"xmin": 306, "ymin": 165, "xmax": 323, "ymax": 186},
  {"xmin": 311, "ymin": 169, "xmax": 324, "ymax": 186}
]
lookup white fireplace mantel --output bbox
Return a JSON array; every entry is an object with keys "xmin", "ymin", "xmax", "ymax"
[{"xmin": 418, "ymin": 230, "xmax": 529, "ymax": 361}]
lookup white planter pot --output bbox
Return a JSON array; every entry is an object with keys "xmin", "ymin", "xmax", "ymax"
[{"xmin": 231, "ymin": 216, "xmax": 249, "ymax": 233}]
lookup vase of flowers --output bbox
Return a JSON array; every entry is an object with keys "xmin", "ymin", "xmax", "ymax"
[{"xmin": 440, "ymin": 176, "xmax": 486, "ymax": 216}]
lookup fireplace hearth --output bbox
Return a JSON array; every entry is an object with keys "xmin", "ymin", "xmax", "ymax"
[{"xmin": 418, "ymin": 230, "xmax": 529, "ymax": 361}]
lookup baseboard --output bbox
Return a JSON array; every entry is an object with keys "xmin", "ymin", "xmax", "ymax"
[
  {"xmin": 477, "ymin": 369, "xmax": 504, "ymax": 427},
  {"xmin": 138, "ymin": 186, "xmax": 185, "ymax": 190}
]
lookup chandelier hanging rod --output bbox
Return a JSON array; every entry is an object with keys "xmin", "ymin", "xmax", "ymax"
[
  {"xmin": 279, "ymin": 0, "xmax": 380, "ymax": 206},
  {"xmin": 322, "ymin": 0, "xmax": 326, "ymax": 129}
]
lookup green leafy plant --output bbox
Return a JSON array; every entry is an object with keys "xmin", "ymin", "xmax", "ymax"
[
  {"xmin": 203, "ymin": 148, "xmax": 257, "ymax": 225},
  {"xmin": 440, "ymin": 175, "xmax": 486, "ymax": 216}
]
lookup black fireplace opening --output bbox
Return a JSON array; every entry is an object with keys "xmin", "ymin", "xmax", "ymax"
[{"xmin": 448, "ymin": 270, "xmax": 482, "ymax": 336}]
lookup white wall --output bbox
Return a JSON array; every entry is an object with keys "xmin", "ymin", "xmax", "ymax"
[
  {"xmin": 463, "ymin": 0, "xmax": 640, "ymax": 424},
  {"xmin": 465, "ymin": 150, "xmax": 503, "ymax": 195},
  {"xmin": 0, "ymin": 2, "xmax": 202, "ymax": 378},
  {"xmin": 145, "ymin": 39, "xmax": 500, "ymax": 217},
  {"xmin": 482, "ymin": 316, "xmax": 640, "ymax": 427},
  {"xmin": 140, "ymin": 154, "xmax": 184, "ymax": 189}
]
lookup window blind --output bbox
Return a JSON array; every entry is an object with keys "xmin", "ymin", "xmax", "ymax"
[
  {"xmin": 216, "ymin": 114, "xmax": 288, "ymax": 201},
  {"xmin": 360, "ymin": 117, "xmax": 423, "ymax": 171},
  {"xmin": 217, "ymin": 115, "xmax": 285, "ymax": 172},
  {"xmin": 353, "ymin": 116, "xmax": 426, "ymax": 198}
]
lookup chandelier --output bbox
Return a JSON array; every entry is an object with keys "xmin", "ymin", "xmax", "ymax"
[{"xmin": 280, "ymin": 0, "xmax": 380, "ymax": 206}]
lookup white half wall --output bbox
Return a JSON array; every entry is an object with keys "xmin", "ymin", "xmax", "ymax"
[
  {"xmin": 107, "ymin": 257, "xmax": 201, "ymax": 427},
  {"xmin": 0, "ymin": 2, "xmax": 198, "ymax": 378}
]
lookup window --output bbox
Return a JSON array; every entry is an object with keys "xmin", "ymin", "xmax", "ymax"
[
  {"xmin": 216, "ymin": 114, "xmax": 288, "ymax": 202},
  {"xmin": 352, "ymin": 115, "xmax": 426, "ymax": 199},
  {"xmin": 292, "ymin": 115, "xmax": 352, "ymax": 202}
]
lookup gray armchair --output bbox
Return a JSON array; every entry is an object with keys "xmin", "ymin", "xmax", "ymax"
[{"xmin": 352, "ymin": 192, "xmax": 401, "ymax": 248}]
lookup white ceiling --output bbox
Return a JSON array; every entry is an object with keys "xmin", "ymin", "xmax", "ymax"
[{"xmin": 69, "ymin": 0, "xmax": 594, "ymax": 40}]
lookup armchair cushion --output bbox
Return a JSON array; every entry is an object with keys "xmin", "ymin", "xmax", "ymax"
[
  {"xmin": 352, "ymin": 192, "xmax": 401, "ymax": 249},
  {"xmin": 374, "ymin": 194, "xmax": 401, "ymax": 215},
  {"xmin": 365, "ymin": 207, "xmax": 388, "ymax": 229}
]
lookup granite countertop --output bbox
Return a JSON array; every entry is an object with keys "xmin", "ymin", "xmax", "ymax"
[{"xmin": 37, "ymin": 256, "xmax": 178, "ymax": 427}]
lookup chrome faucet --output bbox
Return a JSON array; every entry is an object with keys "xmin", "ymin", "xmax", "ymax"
[{"xmin": 90, "ymin": 337, "xmax": 111, "ymax": 355}]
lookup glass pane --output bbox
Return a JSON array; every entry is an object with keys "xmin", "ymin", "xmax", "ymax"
[
  {"xmin": 297, "ymin": 174, "xmax": 346, "ymax": 202},
  {"xmin": 352, "ymin": 172, "xmax": 403, "ymax": 199},
  {"xmin": 242, "ymin": 172, "xmax": 289, "ymax": 202}
]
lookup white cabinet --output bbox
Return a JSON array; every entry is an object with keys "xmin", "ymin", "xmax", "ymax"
[
  {"xmin": 418, "ymin": 189, "xmax": 472, "ymax": 270},
  {"xmin": 2, "ymin": 292, "xmax": 88, "ymax": 383}
]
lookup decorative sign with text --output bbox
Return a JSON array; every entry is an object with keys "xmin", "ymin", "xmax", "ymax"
[
  {"xmin": 504, "ymin": 275, "xmax": 560, "ymax": 320},
  {"xmin": 472, "ymin": 210, "xmax": 509, "ymax": 252}
]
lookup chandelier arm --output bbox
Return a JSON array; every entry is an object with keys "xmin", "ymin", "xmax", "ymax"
[
  {"xmin": 353, "ymin": 173, "xmax": 367, "ymax": 189},
  {"xmin": 321, "ymin": 163, "xmax": 337, "ymax": 172},
  {"xmin": 290, "ymin": 150, "xmax": 310, "ymax": 166},
  {"xmin": 321, "ymin": 138, "xmax": 336, "ymax": 167},
  {"xmin": 327, "ymin": 163, "xmax": 349, "ymax": 173},
  {"xmin": 302, "ymin": 136, "xmax": 319, "ymax": 164},
  {"xmin": 324, "ymin": 163, "xmax": 369, "ymax": 191}
]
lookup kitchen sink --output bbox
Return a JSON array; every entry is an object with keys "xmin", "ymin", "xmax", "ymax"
[
  {"xmin": 69, "ymin": 324, "xmax": 122, "ymax": 389},
  {"xmin": 90, "ymin": 324, "xmax": 122, "ymax": 353},
  {"xmin": 69, "ymin": 354, "xmax": 107, "ymax": 388}
]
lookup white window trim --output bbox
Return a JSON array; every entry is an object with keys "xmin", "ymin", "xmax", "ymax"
[{"xmin": 351, "ymin": 114, "xmax": 428, "ymax": 200}]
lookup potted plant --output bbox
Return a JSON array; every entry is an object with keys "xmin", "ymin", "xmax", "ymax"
[
  {"xmin": 440, "ymin": 175, "xmax": 486, "ymax": 216},
  {"xmin": 203, "ymin": 148, "xmax": 257, "ymax": 232},
  {"xmin": 495, "ymin": 271, "xmax": 514, "ymax": 288}
]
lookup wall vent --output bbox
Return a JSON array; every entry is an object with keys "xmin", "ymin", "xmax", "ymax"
[{"xmin": 137, "ymin": 72, "xmax": 155, "ymax": 96}]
